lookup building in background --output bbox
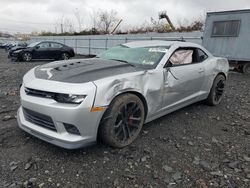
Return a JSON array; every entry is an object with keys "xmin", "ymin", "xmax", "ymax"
[{"xmin": 203, "ymin": 9, "xmax": 250, "ymax": 74}]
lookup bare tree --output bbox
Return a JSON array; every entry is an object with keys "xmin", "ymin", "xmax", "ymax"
[
  {"xmin": 54, "ymin": 15, "xmax": 75, "ymax": 34},
  {"xmin": 74, "ymin": 8, "xmax": 84, "ymax": 32},
  {"xmin": 64, "ymin": 18, "xmax": 75, "ymax": 33},
  {"xmin": 90, "ymin": 9, "xmax": 98, "ymax": 30},
  {"xmin": 96, "ymin": 9, "xmax": 119, "ymax": 34},
  {"xmin": 53, "ymin": 15, "xmax": 65, "ymax": 33},
  {"xmin": 176, "ymin": 14, "xmax": 205, "ymax": 32}
]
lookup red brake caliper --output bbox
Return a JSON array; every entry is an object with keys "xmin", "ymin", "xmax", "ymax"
[{"xmin": 128, "ymin": 116, "xmax": 133, "ymax": 125}]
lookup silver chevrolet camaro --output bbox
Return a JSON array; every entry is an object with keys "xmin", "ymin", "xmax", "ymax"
[{"xmin": 17, "ymin": 40, "xmax": 229, "ymax": 149}]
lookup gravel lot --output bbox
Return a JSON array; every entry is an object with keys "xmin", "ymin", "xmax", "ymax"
[{"xmin": 0, "ymin": 49, "xmax": 250, "ymax": 188}]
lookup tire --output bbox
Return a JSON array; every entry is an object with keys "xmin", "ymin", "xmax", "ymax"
[
  {"xmin": 99, "ymin": 94, "xmax": 145, "ymax": 148},
  {"xmin": 205, "ymin": 74, "xmax": 226, "ymax": 106},
  {"xmin": 61, "ymin": 52, "xmax": 69, "ymax": 60},
  {"xmin": 22, "ymin": 52, "xmax": 32, "ymax": 62},
  {"xmin": 242, "ymin": 64, "xmax": 250, "ymax": 74}
]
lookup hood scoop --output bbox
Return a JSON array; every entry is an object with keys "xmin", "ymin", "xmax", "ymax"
[{"xmin": 53, "ymin": 61, "xmax": 93, "ymax": 71}]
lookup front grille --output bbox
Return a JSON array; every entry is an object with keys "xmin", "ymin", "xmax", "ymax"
[
  {"xmin": 25, "ymin": 87, "xmax": 55, "ymax": 99},
  {"xmin": 23, "ymin": 108, "xmax": 56, "ymax": 131}
]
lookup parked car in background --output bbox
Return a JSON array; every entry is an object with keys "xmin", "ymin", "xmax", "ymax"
[
  {"xmin": 17, "ymin": 40, "xmax": 229, "ymax": 149},
  {"xmin": 5, "ymin": 41, "xmax": 27, "ymax": 52},
  {"xmin": 9, "ymin": 41, "xmax": 75, "ymax": 62},
  {"xmin": 0, "ymin": 42, "xmax": 14, "ymax": 50},
  {"xmin": 8, "ymin": 42, "xmax": 30, "ymax": 58},
  {"xmin": 4, "ymin": 42, "xmax": 17, "ymax": 51}
]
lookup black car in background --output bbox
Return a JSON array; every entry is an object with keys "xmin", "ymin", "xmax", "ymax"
[
  {"xmin": 5, "ymin": 41, "xmax": 27, "ymax": 51},
  {"xmin": 9, "ymin": 41, "xmax": 75, "ymax": 62},
  {"xmin": 0, "ymin": 42, "xmax": 15, "ymax": 50},
  {"xmin": 0, "ymin": 42, "xmax": 5, "ymax": 48}
]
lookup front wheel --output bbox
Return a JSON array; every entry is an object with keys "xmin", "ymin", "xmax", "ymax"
[
  {"xmin": 205, "ymin": 75, "xmax": 226, "ymax": 106},
  {"xmin": 99, "ymin": 94, "xmax": 145, "ymax": 148},
  {"xmin": 22, "ymin": 52, "xmax": 32, "ymax": 62}
]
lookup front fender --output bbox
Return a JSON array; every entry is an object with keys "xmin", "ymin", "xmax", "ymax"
[{"xmin": 93, "ymin": 69, "xmax": 164, "ymax": 119}]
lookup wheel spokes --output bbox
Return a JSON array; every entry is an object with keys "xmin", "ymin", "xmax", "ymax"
[
  {"xmin": 214, "ymin": 80, "xmax": 225, "ymax": 102},
  {"xmin": 113, "ymin": 101, "xmax": 142, "ymax": 142},
  {"xmin": 115, "ymin": 126, "xmax": 123, "ymax": 137},
  {"xmin": 114, "ymin": 120, "xmax": 123, "ymax": 128},
  {"xmin": 132, "ymin": 104, "xmax": 140, "ymax": 114},
  {"xmin": 128, "ymin": 117, "xmax": 141, "ymax": 121},
  {"xmin": 128, "ymin": 122, "xmax": 140, "ymax": 129},
  {"xmin": 125, "ymin": 123, "xmax": 131, "ymax": 139},
  {"xmin": 122, "ymin": 126, "xmax": 127, "ymax": 141}
]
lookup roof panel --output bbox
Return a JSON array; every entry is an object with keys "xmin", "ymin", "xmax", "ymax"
[{"xmin": 207, "ymin": 9, "xmax": 250, "ymax": 15}]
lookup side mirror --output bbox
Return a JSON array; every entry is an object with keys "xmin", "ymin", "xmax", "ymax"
[
  {"xmin": 164, "ymin": 61, "xmax": 173, "ymax": 68},
  {"xmin": 35, "ymin": 45, "xmax": 40, "ymax": 49}
]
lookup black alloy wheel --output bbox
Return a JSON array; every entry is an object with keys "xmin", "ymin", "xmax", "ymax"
[
  {"xmin": 205, "ymin": 74, "xmax": 226, "ymax": 106},
  {"xmin": 99, "ymin": 94, "xmax": 145, "ymax": 148},
  {"xmin": 22, "ymin": 52, "xmax": 32, "ymax": 62},
  {"xmin": 113, "ymin": 101, "xmax": 142, "ymax": 142}
]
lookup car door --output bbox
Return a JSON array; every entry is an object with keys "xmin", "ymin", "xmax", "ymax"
[
  {"xmin": 49, "ymin": 42, "xmax": 63, "ymax": 59},
  {"xmin": 33, "ymin": 42, "xmax": 50, "ymax": 59},
  {"xmin": 162, "ymin": 47, "xmax": 206, "ymax": 110}
]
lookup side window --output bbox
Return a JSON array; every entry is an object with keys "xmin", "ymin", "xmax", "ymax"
[
  {"xmin": 197, "ymin": 49, "xmax": 208, "ymax": 62},
  {"xmin": 212, "ymin": 20, "xmax": 240, "ymax": 37},
  {"xmin": 37, "ymin": 42, "xmax": 50, "ymax": 49},
  {"xmin": 168, "ymin": 48, "xmax": 194, "ymax": 66},
  {"xmin": 51, "ymin": 43, "xmax": 63, "ymax": 48}
]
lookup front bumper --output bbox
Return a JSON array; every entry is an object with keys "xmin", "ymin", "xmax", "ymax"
[
  {"xmin": 9, "ymin": 53, "xmax": 20, "ymax": 60},
  {"xmin": 17, "ymin": 84, "xmax": 105, "ymax": 149}
]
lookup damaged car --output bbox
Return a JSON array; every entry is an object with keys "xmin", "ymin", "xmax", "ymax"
[{"xmin": 17, "ymin": 41, "xmax": 229, "ymax": 149}]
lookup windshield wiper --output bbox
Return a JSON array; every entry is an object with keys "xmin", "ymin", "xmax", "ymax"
[{"xmin": 110, "ymin": 59, "xmax": 135, "ymax": 67}]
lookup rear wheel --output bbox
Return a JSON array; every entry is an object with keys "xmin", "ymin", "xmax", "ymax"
[
  {"xmin": 99, "ymin": 94, "xmax": 145, "ymax": 148},
  {"xmin": 61, "ymin": 52, "xmax": 69, "ymax": 60},
  {"xmin": 22, "ymin": 52, "xmax": 32, "ymax": 62},
  {"xmin": 205, "ymin": 75, "xmax": 226, "ymax": 106},
  {"xmin": 242, "ymin": 63, "xmax": 250, "ymax": 74}
]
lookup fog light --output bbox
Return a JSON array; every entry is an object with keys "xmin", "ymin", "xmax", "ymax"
[{"xmin": 64, "ymin": 123, "xmax": 80, "ymax": 135}]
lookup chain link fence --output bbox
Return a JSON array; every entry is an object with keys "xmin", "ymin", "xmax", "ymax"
[{"xmin": 1, "ymin": 31, "xmax": 203, "ymax": 55}]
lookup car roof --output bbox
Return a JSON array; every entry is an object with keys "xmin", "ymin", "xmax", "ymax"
[
  {"xmin": 37, "ymin": 41, "xmax": 63, "ymax": 44},
  {"xmin": 123, "ymin": 40, "xmax": 200, "ymax": 48}
]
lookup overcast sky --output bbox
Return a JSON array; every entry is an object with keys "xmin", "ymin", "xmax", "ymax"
[{"xmin": 0, "ymin": 0, "xmax": 250, "ymax": 34}]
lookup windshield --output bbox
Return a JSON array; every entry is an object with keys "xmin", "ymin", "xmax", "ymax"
[
  {"xmin": 98, "ymin": 45, "xmax": 169, "ymax": 68},
  {"xmin": 27, "ymin": 42, "xmax": 40, "ymax": 48}
]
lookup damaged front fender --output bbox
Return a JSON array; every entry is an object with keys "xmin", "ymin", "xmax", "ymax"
[{"xmin": 93, "ymin": 69, "xmax": 164, "ymax": 121}]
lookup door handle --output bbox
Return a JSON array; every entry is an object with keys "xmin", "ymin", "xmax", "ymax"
[{"xmin": 198, "ymin": 68, "xmax": 204, "ymax": 73}]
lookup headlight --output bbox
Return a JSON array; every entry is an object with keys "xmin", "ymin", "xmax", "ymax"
[{"xmin": 54, "ymin": 94, "xmax": 86, "ymax": 104}]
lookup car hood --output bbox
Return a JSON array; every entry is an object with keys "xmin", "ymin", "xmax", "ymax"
[
  {"xmin": 34, "ymin": 58, "xmax": 142, "ymax": 83},
  {"xmin": 10, "ymin": 46, "xmax": 26, "ymax": 52}
]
